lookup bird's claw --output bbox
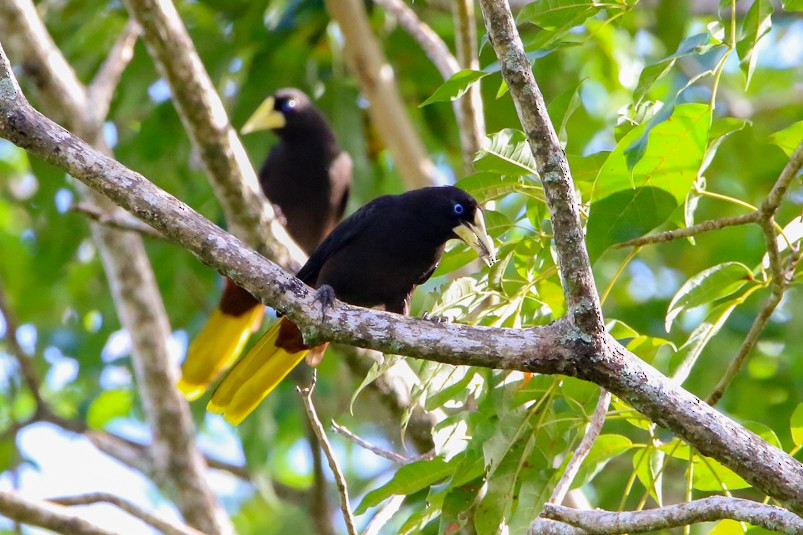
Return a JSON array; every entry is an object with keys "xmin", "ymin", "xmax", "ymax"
[
  {"xmin": 422, "ymin": 312, "xmax": 451, "ymax": 325},
  {"xmin": 315, "ymin": 284, "xmax": 336, "ymax": 321}
]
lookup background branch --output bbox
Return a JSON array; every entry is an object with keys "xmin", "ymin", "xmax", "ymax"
[
  {"xmin": 324, "ymin": 0, "xmax": 437, "ymax": 189},
  {"xmin": 0, "ymin": 490, "xmax": 118, "ymax": 535},
  {"xmin": 121, "ymin": 0, "xmax": 305, "ymax": 271},
  {"xmin": 298, "ymin": 374, "xmax": 358, "ymax": 535},
  {"xmin": 50, "ymin": 493, "xmax": 206, "ymax": 535}
]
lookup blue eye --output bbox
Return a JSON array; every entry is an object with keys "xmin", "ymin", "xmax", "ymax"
[
  {"xmin": 453, "ymin": 203, "xmax": 464, "ymax": 215},
  {"xmin": 280, "ymin": 99, "xmax": 297, "ymax": 112}
]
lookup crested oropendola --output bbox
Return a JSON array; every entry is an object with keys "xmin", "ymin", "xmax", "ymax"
[
  {"xmin": 179, "ymin": 88, "xmax": 352, "ymax": 400},
  {"xmin": 208, "ymin": 186, "xmax": 496, "ymax": 425}
]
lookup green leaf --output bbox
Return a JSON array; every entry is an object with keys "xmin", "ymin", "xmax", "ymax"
[
  {"xmin": 517, "ymin": 0, "xmax": 604, "ymax": 30},
  {"xmin": 474, "ymin": 129, "xmax": 538, "ymax": 176},
  {"xmin": 701, "ymin": 117, "xmax": 749, "ymax": 174},
  {"xmin": 768, "ymin": 120, "xmax": 803, "ymax": 157},
  {"xmin": 691, "ymin": 456, "xmax": 750, "ymax": 491},
  {"xmin": 633, "ymin": 32, "xmax": 718, "ymax": 104},
  {"xmin": 606, "ymin": 319, "xmax": 639, "ymax": 340},
  {"xmin": 763, "ymin": 216, "xmax": 803, "ymax": 268},
  {"xmin": 791, "ymin": 403, "xmax": 803, "ymax": 447},
  {"xmin": 87, "ymin": 389, "xmax": 133, "ymax": 429},
  {"xmin": 627, "ymin": 335, "xmax": 675, "ymax": 363},
  {"xmin": 350, "ymin": 354, "xmax": 402, "ymax": 414},
  {"xmin": 547, "ymin": 80, "xmax": 584, "ymax": 147},
  {"xmin": 736, "ymin": 0, "xmax": 773, "ymax": 88},
  {"xmin": 633, "ymin": 447, "xmax": 664, "ymax": 505},
  {"xmin": 355, "ymin": 456, "xmax": 454, "ymax": 515},
  {"xmin": 456, "ymin": 172, "xmax": 536, "ymax": 203},
  {"xmin": 782, "ymin": 0, "xmax": 803, "ymax": 10},
  {"xmin": 666, "ymin": 262, "xmax": 755, "ymax": 332},
  {"xmin": 669, "ymin": 299, "xmax": 741, "ymax": 383},
  {"xmin": 586, "ymin": 187, "xmax": 679, "ymax": 262},
  {"xmin": 573, "ymin": 434, "xmax": 633, "ymax": 488},
  {"xmin": 420, "ymin": 69, "xmax": 488, "ymax": 107},
  {"xmin": 587, "ymin": 104, "xmax": 711, "ymax": 260}
]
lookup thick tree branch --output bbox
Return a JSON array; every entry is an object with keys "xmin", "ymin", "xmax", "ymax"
[
  {"xmin": 539, "ymin": 497, "xmax": 803, "ymax": 534},
  {"xmin": 50, "ymin": 493, "xmax": 205, "ymax": 535},
  {"xmin": 324, "ymin": 0, "xmax": 437, "ymax": 189},
  {"xmin": 0, "ymin": 490, "xmax": 118, "ymax": 535},
  {"xmin": 121, "ymin": 0, "xmax": 305, "ymax": 271},
  {"xmin": 0, "ymin": 4, "xmax": 230, "ymax": 532},
  {"xmin": 478, "ymin": 0, "xmax": 603, "ymax": 335},
  {"xmin": 1, "ymin": 49, "xmax": 802, "ymax": 512}
]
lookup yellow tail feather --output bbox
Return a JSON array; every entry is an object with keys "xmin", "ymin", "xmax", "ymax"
[
  {"xmin": 178, "ymin": 306, "xmax": 264, "ymax": 401},
  {"xmin": 207, "ymin": 321, "xmax": 308, "ymax": 425}
]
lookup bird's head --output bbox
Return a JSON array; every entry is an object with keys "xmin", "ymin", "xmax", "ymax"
[
  {"xmin": 241, "ymin": 88, "xmax": 326, "ymax": 138},
  {"xmin": 412, "ymin": 187, "xmax": 497, "ymax": 267}
]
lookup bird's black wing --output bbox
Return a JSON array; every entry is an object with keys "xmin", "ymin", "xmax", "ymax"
[{"xmin": 295, "ymin": 196, "xmax": 389, "ymax": 285}]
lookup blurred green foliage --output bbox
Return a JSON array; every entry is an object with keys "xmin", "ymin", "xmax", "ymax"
[{"xmin": 1, "ymin": 0, "xmax": 802, "ymax": 534}]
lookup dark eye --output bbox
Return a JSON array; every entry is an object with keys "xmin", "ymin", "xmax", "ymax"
[
  {"xmin": 281, "ymin": 99, "xmax": 297, "ymax": 112},
  {"xmin": 453, "ymin": 203, "xmax": 464, "ymax": 215}
]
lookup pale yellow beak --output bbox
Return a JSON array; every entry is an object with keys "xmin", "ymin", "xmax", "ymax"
[
  {"xmin": 453, "ymin": 210, "xmax": 497, "ymax": 267},
  {"xmin": 241, "ymin": 96, "xmax": 286, "ymax": 134}
]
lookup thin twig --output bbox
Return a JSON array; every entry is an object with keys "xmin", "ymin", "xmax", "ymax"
[
  {"xmin": 306, "ymin": 420, "xmax": 336, "ymax": 535},
  {"xmin": 49, "ymin": 493, "xmax": 206, "ymax": 535},
  {"xmin": 331, "ymin": 420, "xmax": 410, "ymax": 464},
  {"xmin": 87, "ymin": 20, "xmax": 141, "ymax": 122},
  {"xmin": 539, "ymin": 496, "xmax": 803, "ymax": 534},
  {"xmin": 615, "ymin": 212, "xmax": 758, "ymax": 248},
  {"xmin": 707, "ymin": 244, "xmax": 803, "ymax": 405},
  {"xmin": 548, "ymin": 389, "xmax": 611, "ymax": 505},
  {"xmin": 0, "ymin": 276, "xmax": 43, "ymax": 406},
  {"xmin": 0, "ymin": 490, "xmax": 118, "ymax": 535},
  {"xmin": 70, "ymin": 202, "xmax": 164, "ymax": 239},
  {"xmin": 706, "ymin": 141, "xmax": 803, "ymax": 404},
  {"xmin": 298, "ymin": 372, "xmax": 358, "ymax": 535}
]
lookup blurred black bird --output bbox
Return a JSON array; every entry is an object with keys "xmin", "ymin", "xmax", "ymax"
[
  {"xmin": 179, "ymin": 88, "xmax": 352, "ymax": 400},
  {"xmin": 207, "ymin": 186, "xmax": 496, "ymax": 425}
]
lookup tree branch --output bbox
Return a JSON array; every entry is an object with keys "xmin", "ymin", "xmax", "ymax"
[
  {"xmin": 1, "ymin": 47, "xmax": 802, "ymax": 512},
  {"xmin": 539, "ymin": 497, "xmax": 803, "ymax": 534},
  {"xmin": 50, "ymin": 493, "xmax": 205, "ymax": 535},
  {"xmin": 298, "ymin": 373, "xmax": 358, "ymax": 535},
  {"xmin": 547, "ymin": 389, "xmax": 611, "ymax": 506},
  {"xmin": 0, "ymin": 490, "xmax": 118, "ymax": 535},
  {"xmin": 373, "ymin": 0, "xmax": 485, "ymax": 174},
  {"xmin": 0, "ymin": 275, "xmax": 44, "ymax": 406},
  {"xmin": 70, "ymin": 202, "xmax": 164, "ymax": 238},
  {"xmin": 121, "ymin": 0, "xmax": 305, "ymax": 271},
  {"xmin": 615, "ymin": 212, "xmax": 758, "ymax": 248},
  {"xmin": 452, "ymin": 0, "xmax": 486, "ymax": 167},
  {"xmin": 87, "ymin": 20, "xmax": 141, "ymax": 123},
  {"xmin": 477, "ymin": 0, "xmax": 603, "ymax": 335},
  {"xmin": 324, "ymin": 0, "xmax": 437, "ymax": 189}
]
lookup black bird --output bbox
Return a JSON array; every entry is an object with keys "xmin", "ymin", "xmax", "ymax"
[
  {"xmin": 207, "ymin": 186, "xmax": 497, "ymax": 425},
  {"xmin": 179, "ymin": 88, "xmax": 352, "ymax": 400}
]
